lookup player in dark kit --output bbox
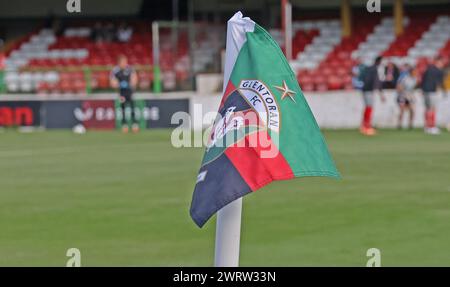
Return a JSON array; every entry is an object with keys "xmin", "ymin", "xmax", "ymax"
[{"xmin": 110, "ymin": 55, "xmax": 139, "ymax": 133}]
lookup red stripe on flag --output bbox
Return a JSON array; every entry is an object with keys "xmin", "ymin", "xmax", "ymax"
[
  {"xmin": 225, "ymin": 130, "xmax": 294, "ymax": 191},
  {"xmin": 219, "ymin": 81, "xmax": 236, "ymax": 109}
]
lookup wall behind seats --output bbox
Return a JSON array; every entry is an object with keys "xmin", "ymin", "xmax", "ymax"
[{"xmin": 0, "ymin": 0, "xmax": 143, "ymax": 18}]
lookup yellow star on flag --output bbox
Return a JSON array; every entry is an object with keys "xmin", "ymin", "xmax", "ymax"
[{"xmin": 274, "ymin": 80, "xmax": 296, "ymax": 103}]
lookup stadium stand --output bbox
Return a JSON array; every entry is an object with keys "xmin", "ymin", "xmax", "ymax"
[
  {"xmin": 2, "ymin": 21, "xmax": 222, "ymax": 94},
  {"xmin": 291, "ymin": 14, "xmax": 380, "ymax": 91},
  {"xmin": 1, "ymin": 11, "xmax": 449, "ymax": 94},
  {"xmin": 289, "ymin": 12, "xmax": 449, "ymax": 91}
]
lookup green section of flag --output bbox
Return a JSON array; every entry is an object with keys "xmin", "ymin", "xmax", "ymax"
[{"xmin": 229, "ymin": 24, "xmax": 339, "ymax": 178}]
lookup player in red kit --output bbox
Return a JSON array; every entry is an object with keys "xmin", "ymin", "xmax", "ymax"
[
  {"xmin": 421, "ymin": 56, "xmax": 444, "ymax": 135},
  {"xmin": 360, "ymin": 56, "xmax": 386, "ymax": 136}
]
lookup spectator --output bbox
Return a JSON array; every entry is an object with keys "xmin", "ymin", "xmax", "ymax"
[
  {"xmin": 117, "ymin": 22, "xmax": 133, "ymax": 43},
  {"xmin": 104, "ymin": 22, "xmax": 116, "ymax": 42},
  {"xmin": 91, "ymin": 22, "xmax": 115, "ymax": 43},
  {"xmin": 91, "ymin": 22, "xmax": 104, "ymax": 43}
]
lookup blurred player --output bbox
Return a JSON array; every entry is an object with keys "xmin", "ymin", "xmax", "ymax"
[
  {"xmin": 396, "ymin": 64, "xmax": 416, "ymax": 130},
  {"xmin": 421, "ymin": 56, "xmax": 444, "ymax": 135},
  {"xmin": 360, "ymin": 56, "xmax": 385, "ymax": 136},
  {"xmin": 110, "ymin": 55, "xmax": 139, "ymax": 133},
  {"xmin": 352, "ymin": 57, "xmax": 366, "ymax": 90}
]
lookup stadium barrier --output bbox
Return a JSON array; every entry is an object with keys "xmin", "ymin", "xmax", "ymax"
[
  {"xmin": 0, "ymin": 90, "xmax": 449, "ymax": 130},
  {"xmin": 0, "ymin": 94, "xmax": 189, "ymax": 129},
  {"xmin": 189, "ymin": 90, "xmax": 450, "ymax": 130}
]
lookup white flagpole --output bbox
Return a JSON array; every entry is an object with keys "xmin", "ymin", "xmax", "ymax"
[
  {"xmin": 214, "ymin": 198, "xmax": 242, "ymax": 267},
  {"xmin": 213, "ymin": 12, "xmax": 255, "ymax": 267}
]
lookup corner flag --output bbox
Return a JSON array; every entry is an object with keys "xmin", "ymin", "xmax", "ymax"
[{"xmin": 190, "ymin": 12, "xmax": 340, "ymax": 228}]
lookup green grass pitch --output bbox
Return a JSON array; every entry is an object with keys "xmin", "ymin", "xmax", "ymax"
[{"xmin": 0, "ymin": 129, "xmax": 449, "ymax": 266}]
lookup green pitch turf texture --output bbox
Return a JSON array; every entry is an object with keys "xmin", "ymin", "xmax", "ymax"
[{"xmin": 0, "ymin": 129, "xmax": 449, "ymax": 266}]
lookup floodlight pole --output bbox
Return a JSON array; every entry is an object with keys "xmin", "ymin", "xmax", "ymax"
[
  {"xmin": 283, "ymin": 1, "xmax": 293, "ymax": 61},
  {"xmin": 214, "ymin": 198, "xmax": 243, "ymax": 267},
  {"xmin": 152, "ymin": 21, "xmax": 161, "ymax": 93}
]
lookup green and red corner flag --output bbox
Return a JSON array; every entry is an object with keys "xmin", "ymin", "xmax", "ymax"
[{"xmin": 190, "ymin": 12, "xmax": 340, "ymax": 228}]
